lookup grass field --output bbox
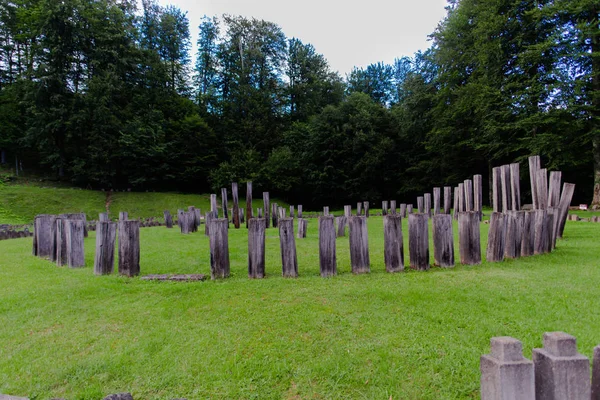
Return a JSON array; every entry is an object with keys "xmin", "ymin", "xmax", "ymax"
[{"xmin": 1, "ymin": 215, "xmax": 600, "ymax": 399}]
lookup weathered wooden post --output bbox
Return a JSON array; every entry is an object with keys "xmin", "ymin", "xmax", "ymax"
[
  {"xmin": 290, "ymin": 205, "xmax": 295, "ymax": 219},
  {"xmin": 278, "ymin": 206, "xmax": 286, "ymax": 219},
  {"xmin": 204, "ymin": 211, "xmax": 213, "ymax": 236},
  {"xmin": 458, "ymin": 211, "xmax": 481, "ymax": 265},
  {"xmin": 464, "ymin": 179, "xmax": 473, "ymax": 212},
  {"xmin": 94, "ymin": 221, "xmax": 117, "ymax": 275},
  {"xmin": 407, "ymin": 204, "xmax": 413, "ymax": 214},
  {"xmin": 119, "ymin": 211, "xmax": 128, "ymax": 221},
  {"xmin": 510, "ymin": 163, "xmax": 521, "ymax": 210},
  {"xmin": 390, "ymin": 200, "xmax": 397, "ymax": 215},
  {"xmin": 357, "ymin": 202, "xmax": 363, "ymax": 216},
  {"xmin": 363, "ymin": 201, "xmax": 370, "ymax": 218},
  {"xmin": 298, "ymin": 205, "xmax": 303, "ymax": 219},
  {"xmin": 458, "ymin": 183, "xmax": 465, "ymax": 213},
  {"xmin": 349, "ymin": 216, "xmax": 370, "ymax": 273},
  {"xmin": 486, "ymin": 212, "xmax": 506, "ymax": 262},
  {"xmin": 179, "ymin": 212, "xmax": 190, "ymax": 234},
  {"xmin": 521, "ymin": 211, "xmax": 535, "ymax": 257},
  {"xmin": 433, "ymin": 188, "xmax": 441, "ymax": 215},
  {"xmin": 246, "ymin": 181, "xmax": 253, "ymax": 228},
  {"xmin": 444, "ymin": 186, "xmax": 452, "ymax": 214},
  {"xmin": 336, "ymin": 216, "xmax": 347, "ymax": 237},
  {"xmin": 221, "ymin": 188, "xmax": 229, "ymax": 225},
  {"xmin": 433, "ymin": 214, "xmax": 454, "ymax": 267},
  {"xmin": 240, "ymin": 208, "xmax": 245, "ymax": 224},
  {"xmin": 409, "ymin": 213, "xmax": 429, "ymax": 270},
  {"xmin": 384, "ymin": 214, "xmax": 404, "ymax": 272},
  {"xmin": 187, "ymin": 206, "xmax": 198, "ymax": 232},
  {"xmin": 557, "ymin": 183, "xmax": 575, "ymax": 238},
  {"xmin": 501, "ymin": 164, "xmax": 512, "ymax": 212},
  {"xmin": 55, "ymin": 217, "xmax": 68, "ymax": 265},
  {"xmin": 417, "ymin": 196, "xmax": 424, "ymax": 214},
  {"xmin": 400, "ymin": 203, "xmax": 407, "ymax": 218},
  {"xmin": 344, "ymin": 205, "xmax": 352, "ymax": 218},
  {"xmin": 504, "ymin": 211, "xmax": 522, "ymax": 259},
  {"xmin": 232, "ymin": 182, "xmax": 240, "ymax": 228},
  {"xmin": 474, "ymin": 175, "xmax": 483, "ymax": 220},
  {"xmin": 99, "ymin": 212, "xmax": 109, "ymax": 222},
  {"xmin": 297, "ymin": 218, "xmax": 307, "ymax": 238},
  {"xmin": 424, "ymin": 193, "xmax": 432, "ymax": 216},
  {"xmin": 65, "ymin": 219, "xmax": 85, "ymax": 268},
  {"xmin": 547, "ymin": 171, "xmax": 562, "ymax": 208},
  {"xmin": 257, "ymin": 208, "xmax": 263, "ymax": 218},
  {"xmin": 537, "ymin": 169, "xmax": 548, "ymax": 210},
  {"xmin": 210, "ymin": 194, "xmax": 218, "ymax": 217},
  {"xmin": 194, "ymin": 208, "xmax": 201, "ymax": 230},
  {"xmin": 323, "ymin": 206, "xmax": 329, "ymax": 216},
  {"xmin": 492, "ymin": 166, "xmax": 502, "ymax": 212},
  {"xmin": 248, "ymin": 218, "xmax": 265, "ymax": 279},
  {"xmin": 279, "ymin": 218, "xmax": 298, "ymax": 277},
  {"xmin": 319, "ymin": 216, "xmax": 337, "ymax": 277},
  {"xmin": 271, "ymin": 202, "xmax": 278, "ymax": 228},
  {"xmin": 164, "ymin": 210, "xmax": 173, "ymax": 228},
  {"xmin": 33, "ymin": 214, "xmax": 57, "ymax": 259},
  {"xmin": 382, "ymin": 200, "xmax": 388, "ymax": 216},
  {"xmin": 544, "ymin": 211, "xmax": 554, "ymax": 253},
  {"xmin": 529, "ymin": 155, "xmax": 541, "ymax": 209},
  {"xmin": 533, "ymin": 209, "xmax": 549, "ymax": 255},
  {"xmin": 547, "ymin": 207, "xmax": 559, "ymax": 250},
  {"xmin": 209, "ymin": 218, "xmax": 230, "ymax": 279},
  {"xmin": 60, "ymin": 213, "xmax": 88, "ymax": 237},
  {"xmin": 118, "ymin": 220, "xmax": 140, "ymax": 277},
  {"xmin": 262, "ymin": 192, "xmax": 270, "ymax": 228}
]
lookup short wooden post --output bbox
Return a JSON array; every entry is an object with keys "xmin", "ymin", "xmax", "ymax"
[
  {"xmin": 221, "ymin": 188, "xmax": 229, "ymax": 225},
  {"xmin": 119, "ymin": 211, "xmax": 128, "ymax": 221},
  {"xmin": 363, "ymin": 201, "xmax": 370, "ymax": 218},
  {"xmin": 232, "ymin": 182, "xmax": 240, "ymax": 228},
  {"xmin": 521, "ymin": 211, "xmax": 535, "ymax": 257},
  {"xmin": 382, "ymin": 200, "xmax": 388, "ymax": 216},
  {"xmin": 417, "ymin": 196, "xmax": 424, "ymax": 213},
  {"xmin": 384, "ymin": 214, "xmax": 404, "ymax": 272},
  {"xmin": 544, "ymin": 211, "xmax": 554, "ymax": 253},
  {"xmin": 60, "ymin": 213, "xmax": 88, "ymax": 237},
  {"xmin": 407, "ymin": 204, "xmax": 413, "ymax": 215},
  {"xmin": 248, "ymin": 218, "xmax": 265, "ymax": 279},
  {"xmin": 458, "ymin": 211, "xmax": 481, "ymax": 265},
  {"xmin": 344, "ymin": 205, "xmax": 352, "ymax": 218},
  {"xmin": 533, "ymin": 209, "xmax": 548, "ymax": 254},
  {"xmin": 424, "ymin": 193, "xmax": 432, "ymax": 216},
  {"xmin": 444, "ymin": 186, "xmax": 452, "ymax": 214},
  {"xmin": 55, "ymin": 217, "xmax": 68, "ymax": 265},
  {"xmin": 510, "ymin": 163, "xmax": 521, "ymax": 210},
  {"xmin": 474, "ymin": 175, "xmax": 483, "ymax": 220},
  {"xmin": 297, "ymin": 218, "xmax": 307, "ymax": 238},
  {"xmin": 262, "ymin": 192, "xmax": 270, "ymax": 228},
  {"xmin": 99, "ymin": 212, "xmax": 109, "ymax": 222},
  {"xmin": 529, "ymin": 155, "xmax": 541, "ymax": 209},
  {"xmin": 433, "ymin": 188, "xmax": 441, "ymax": 215},
  {"xmin": 188, "ymin": 206, "xmax": 198, "ymax": 232},
  {"xmin": 336, "ymin": 216, "xmax": 347, "ymax": 237},
  {"xmin": 349, "ymin": 216, "xmax": 370, "ymax": 273},
  {"xmin": 357, "ymin": 202, "xmax": 362, "ymax": 216},
  {"xmin": 504, "ymin": 211, "xmax": 522, "ymax": 259},
  {"xmin": 487, "ymin": 212, "xmax": 506, "ymax": 262},
  {"xmin": 180, "ymin": 212, "xmax": 190, "ymax": 234},
  {"xmin": 547, "ymin": 207, "xmax": 558, "ymax": 250},
  {"xmin": 433, "ymin": 214, "xmax": 454, "ymax": 267},
  {"xmin": 298, "ymin": 205, "xmax": 303, "ymax": 219},
  {"xmin": 209, "ymin": 218, "xmax": 230, "ymax": 279},
  {"xmin": 33, "ymin": 214, "xmax": 57, "ymax": 259},
  {"xmin": 279, "ymin": 218, "xmax": 298, "ymax": 277},
  {"xmin": 290, "ymin": 205, "xmax": 295, "ymax": 219},
  {"xmin": 492, "ymin": 167, "xmax": 502, "ymax": 212},
  {"xmin": 65, "ymin": 219, "xmax": 85, "ymax": 268},
  {"xmin": 94, "ymin": 221, "xmax": 116, "ymax": 275},
  {"xmin": 536, "ymin": 169, "xmax": 548, "ymax": 210},
  {"xmin": 557, "ymin": 183, "xmax": 575, "ymax": 238},
  {"xmin": 204, "ymin": 211, "xmax": 214, "ymax": 236},
  {"xmin": 246, "ymin": 181, "xmax": 253, "ymax": 227},
  {"xmin": 210, "ymin": 194, "xmax": 218, "ymax": 217},
  {"xmin": 390, "ymin": 200, "xmax": 397, "ymax": 215},
  {"xmin": 323, "ymin": 206, "xmax": 329, "ymax": 216},
  {"xmin": 400, "ymin": 203, "xmax": 407, "ymax": 218},
  {"xmin": 118, "ymin": 220, "xmax": 140, "ymax": 277},
  {"xmin": 278, "ymin": 206, "xmax": 286, "ymax": 219},
  {"xmin": 408, "ymin": 213, "xmax": 429, "ymax": 270},
  {"xmin": 319, "ymin": 216, "xmax": 337, "ymax": 277},
  {"xmin": 547, "ymin": 171, "xmax": 562, "ymax": 208},
  {"xmin": 464, "ymin": 179, "xmax": 473, "ymax": 212},
  {"xmin": 164, "ymin": 210, "xmax": 173, "ymax": 228}
]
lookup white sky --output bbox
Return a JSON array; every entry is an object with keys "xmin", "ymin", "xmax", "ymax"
[{"xmin": 157, "ymin": 0, "xmax": 449, "ymax": 76}]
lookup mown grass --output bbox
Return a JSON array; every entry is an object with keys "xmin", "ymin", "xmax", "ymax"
[{"xmin": 1, "ymin": 216, "xmax": 599, "ymax": 399}]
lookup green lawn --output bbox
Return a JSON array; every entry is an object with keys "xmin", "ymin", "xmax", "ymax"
[{"xmin": 1, "ymin": 216, "xmax": 599, "ymax": 399}]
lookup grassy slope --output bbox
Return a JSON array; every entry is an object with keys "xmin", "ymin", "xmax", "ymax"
[{"xmin": 1, "ymin": 217, "xmax": 599, "ymax": 399}]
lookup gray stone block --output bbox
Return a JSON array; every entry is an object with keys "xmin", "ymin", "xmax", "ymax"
[
  {"xmin": 533, "ymin": 332, "xmax": 590, "ymax": 400},
  {"xmin": 480, "ymin": 336, "xmax": 535, "ymax": 400},
  {"xmin": 592, "ymin": 345, "xmax": 600, "ymax": 400}
]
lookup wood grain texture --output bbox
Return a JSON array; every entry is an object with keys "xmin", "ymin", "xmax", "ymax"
[
  {"xmin": 94, "ymin": 221, "xmax": 116, "ymax": 275},
  {"xmin": 458, "ymin": 211, "xmax": 481, "ymax": 265},
  {"xmin": 384, "ymin": 214, "xmax": 404, "ymax": 272},
  {"xmin": 409, "ymin": 213, "xmax": 429, "ymax": 270},
  {"xmin": 319, "ymin": 216, "xmax": 337, "ymax": 277},
  {"xmin": 486, "ymin": 212, "xmax": 506, "ymax": 262},
  {"xmin": 118, "ymin": 220, "xmax": 140, "ymax": 277},
  {"xmin": 209, "ymin": 218, "xmax": 230, "ymax": 279},
  {"xmin": 278, "ymin": 218, "xmax": 298, "ymax": 277},
  {"xmin": 433, "ymin": 214, "xmax": 454, "ymax": 267},
  {"xmin": 232, "ymin": 182, "xmax": 240, "ymax": 228},
  {"xmin": 349, "ymin": 216, "xmax": 370, "ymax": 273},
  {"xmin": 248, "ymin": 218, "xmax": 266, "ymax": 279}
]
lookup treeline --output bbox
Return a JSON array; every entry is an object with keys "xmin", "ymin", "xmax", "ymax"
[{"xmin": 0, "ymin": 0, "xmax": 598, "ymax": 206}]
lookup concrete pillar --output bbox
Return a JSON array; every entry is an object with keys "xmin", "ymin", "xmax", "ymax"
[
  {"xmin": 533, "ymin": 332, "xmax": 590, "ymax": 400},
  {"xmin": 480, "ymin": 336, "xmax": 534, "ymax": 400}
]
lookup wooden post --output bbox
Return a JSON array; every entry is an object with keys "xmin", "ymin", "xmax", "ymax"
[
  {"xmin": 221, "ymin": 188, "xmax": 229, "ymax": 225},
  {"xmin": 433, "ymin": 188, "xmax": 441, "ymax": 215},
  {"xmin": 464, "ymin": 179, "xmax": 473, "ymax": 212},
  {"xmin": 363, "ymin": 201, "xmax": 370, "ymax": 218},
  {"xmin": 382, "ymin": 200, "xmax": 388, "ymax": 216},
  {"xmin": 187, "ymin": 206, "xmax": 198, "ymax": 232},
  {"xmin": 210, "ymin": 194, "xmax": 218, "ymax": 217},
  {"xmin": 521, "ymin": 211, "xmax": 535, "ymax": 257},
  {"xmin": 474, "ymin": 175, "xmax": 483, "ymax": 220},
  {"xmin": 504, "ymin": 211, "xmax": 523, "ymax": 259},
  {"xmin": 453, "ymin": 187, "xmax": 460, "ymax": 219},
  {"xmin": 408, "ymin": 213, "xmax": 429, "ymax": 270},
  {"xmin": 99, "ymin": 212, "xmax": 109, "ymax": 222},
  {"xmin": 180, "ymin": 212, "xmax": 190, "ymax": 234},
  {"xmin": 323, "ymin": 206, "xmax": 329, "ymax": 216},
  {"xmin": 278, "ymin": 206, "xmax": 286, "ymax": 219},
  {"xmin": 33, "ymin": 214, "xmax": 57, "ymax": 259},
  {"xmin": 297, "ymin": 218, "xmax": 307, "ymax": 239},
  {"xmin": 164, "ymin": 210, "xmax": 173, "ymax": 228},
  {"xmin": 486, "ymin": 212, "xmax": 506, "ymax": 262},
  {"xmin": 118, "ymin": 220, "xmax": 140, "ymax": 277},
  {"xmin": 336, "ymin": 216, "xmax": 347, "ymax": 237},
  {"xmin": 257, "ymin": 208, "xmax": 262, "ymax": 218},
  {"xmin": 209, "ymin": 218, "xmax": 230, "ymax": 279},
  {"xmin": 248, "ymin": 218, "xmax": 266, "ymax": 279},
  {"xmin": 232, "ymin": 182, "xmax": 240, "ymax": 229},
  {"xmin": 65, "ymin": 219, "xmax": 85, "ymax": 268},
  {"xmin": 119, "ymin": 211, "xmax": 128, "ymax": 221},
  {"xmin": 290, "ymin": 205, "xmax": 295, "ymax": 219},
  {"xmin": 547, "ymin": 171, "xmax": 562, "ymax": 208},
  {"xmin": 262, "ymin": 192, "xmax": 270, "ymax": 228},
  {"xmin": 458, "ymin": 183, "xmax": 465, "ymax": 213},
  {"xmin": 246, "ymin": 181, "xmax": 253, "ymax": 228},
  {"xmin": 424, "ymin": 193, "xmax": 432, "ymax": 216},
  {"xmin": 279, "ymin": 218, "xmax": 298, "ymax": 277},
  {"xmin": 60, "ymin": 213, "xmax": 88, "ymax": 238},
  {"xmin": 271, "ymin": 203, "xmax": 278, "ymax": 228},
  {"xmin": 557, "ymin": 183, "xmax": 575, "ymax": 238},
  {"xmin": 458, "ymin": 211, "xmax": 481, "ymax": 265},
  {"xmin": 319, "ymin": 216, "xmax": 337, "ymax": 277},
  {"xmin": 240, "ymin": 208, "xmax": 245, "ymax": 224},
  {"xmin": 94, "ymin": 221, "xmax": 116, "ymax": 275},
  {"xmin": 194, "ymin": 208, "xmax": 201, "ymax": 230},
  {"xmin": 492, "ymin": 167, "xmax": 502, "ymax": 212},
  {"xmin": 510, "ymin": 163, "xmax": 521, "ymax": 210},
  {"xmin": 407, "ymin": 204, "xmax": 413, "ymax": 215},
  {"xmin": 533, "ymin": 209, "xmax": 549, "ymax": 255},
  {"xmin": 400, "ymin": 203, "xmax": 407, "ymax": 218},
  {"xmin": 204, "ymin": 211, "xmax": 214, "ymax": 236},
  {"xmin": 547, "ymin": 207, "xmax": 559, "ymax": 250},
  {"xmin": 55, "ymin": 217, "xmax": 68, "ymax": 265},
  {"xmin": 417, "ymin": 196, "xmax": 424, "ymax": 213},
  {"xmin": 444, "ymin": 186, "xmax": 452, "ymax": 214},
  {"xmin": 384, "ymin": 214, "xmax": 404, "ymax": 272},
  {"xmin": 529, "ymin": 155, "xmax": 541, "ymax": 209},
  {"xmin": 536, "ymin": 169, "xmax": 548, "ymax": 210},
  {"xmin": 501, "ymin": 164, "xmax": 512, "ymax": 212},
  {"xmin": 390, "ymin": 200, "xmax": 397, "ymax": 215},
  {"xmin": 349, "ymin": 216, "xmax": 370, "ymax": 273},
  {"xmin": 357, "ymin": 202, "xmax": 362, "ymax": 216},
  {"xmin": 544, "ymin": 211, "xmax": 554, "ymax": 253},
  {"xmin": 344, "ymin": 205, "xmax": 352, "ymax": 218}
]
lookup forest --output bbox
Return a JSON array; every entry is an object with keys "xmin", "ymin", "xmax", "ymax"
[{"xmin": 0, "ymin": 0, "xmax": 598, "ymax": 207}]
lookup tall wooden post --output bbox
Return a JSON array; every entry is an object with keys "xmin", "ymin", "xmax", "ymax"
[
  {"xmin": 510, "ymin": 163, "xmax": 521, "ymax": 210},
  {"xmin": 99, "ymin": 212, "xmax": 109, "ymax": 222},
  {"xmin": 323, "ymin": 206, "xmax": 329, "ymax": 216},
  {"xmin": 33, "ymin": 214, "xmax": 57, "ymax": 259},
  {"xmin": 119, "ymin": 211, "xmax": 128, "ymax": 221},
  {"xmin": 501, "ymin": 165, "xmax": 512, "ymax": 212},
  {"xmin": 492, "ymin": 167, "xmax": 502, "ymax": 212},
  {"xmin": 382, "ymin": 200, "xmax": 388, "ymax": 216},
  {"xmin": 537, "ymin": 169, "xmax": 548, "ymax": 210},
  {"xmin": 458, "ymin": 183, "xmax": 465, "ymax": 213},
  {"xmin": 533, "ymin": 210, "xmax": 548, "ymax": 255},
  {"xmin": 529, "ymin": 155, "xmax": 541, "ymax": 209},
  {"xmin": 408, "ymin": 213, "xmax": 429, "ymax": 270},
  {"xmin": 504, "ymin": 212, "xmax": 521, "ymax": 259},
  {"xmin": 210, "ymin": 219, "xmax": 230, "ymax": 279},
  {"xmin": 433, "ymin": 214, "xmax": 454, "ymax": 267},
  {"xmin": 417, "ymin": 196, "xmax": 424, "ymax": 214},
  {"xmin": 557, "ymin": 183, "xmax": 575, "ymax": 238},
  {"xmin": 363, "ymin": 201, "xmax": 370, "ymax": 218},
  {"xmin": 433, "ymin": 188, "xmax": 441, "ymax": 215},
  {"xmin": 232, "ymin": 182, "xmax": 240, "ymax": 229},
  {"xmin": 349, "ymin": 216, "xmax": 370, "ymax": 273},
  {"xmin": 279, "ymin": 218, "xmax": 298, "ymax": 277},
  {"xmin": 453, "ymin": 187, "xmax": 460, "ymax": 220},
  {"xmin": 384, "ymin": 214, "xmax": 404, "ymax": 272},
  {"xmin": 221, "ymin": 188, "xmax": 229, "ymax": 225},
  {"xmin": 94, "ymin": 221, "xmax": 116, "ymax": 275},
  {"xmin": 263, "ymin": 192, "xmax": 270, "ymax": 228},
  {"xmin": 55, "ymin": 217, "xmax": 68, "ymax": 265},
  {"xmin": 464, "ymin": 179, "xmax": 473, "ymax": 212},
  {"xmin": 164, "ymin": 210, "xmax": 173, "ymax": 228},
  {"xmin": 290, "ymin": 205, "xmax": 295, "ymax": 219},
  {"xmin": 474, "ymin": 175, "xmax": 483, "ymax": 220},
  {"xmin": 187, "ymin": 206, "xmax": 198, "ymax": 232},
  {"xmin": 118, "ymin": 220, "xmax": 140, "ymax": 277},
  {"xmin": 400, "ymin": 203, "xmax": 407, "ymax": 218},
  {"xmin": 246, "ymin": 181, "xmax": 253, "ymax": 228},
  {"xmin": 390, "ymin": 200, "xmax": 397, "ymax": 215},
  {"xmin": 344, "ymin": 205, "xmax": 352, "ymax": 218},
  {"xmin": 521, "ymin": 211, "xmax": 535, "ymax": 257},
  {"xmin": 210, "ymin": 194, "xmax": 218, "ymax": 217},
  {"xmin": 357, "ymin": 202, "xmax": 362, "ymax": 216},
  {"xmin": 444, "ymin": 186, "xmax": 452, "ymax": 214},
  {"xmin": 272, "ymin": 203, "xmax": 278, "ymax": 228},
  {"xmin": 487, "ymin": 212, "xmax": 506, "ymax": 262},
  {"xmin": 319, "ymin": 216, "xmax": 337, "ymax": 277},
  {"xmin": 547, "ymin": 171, "xmax": 562, "ymax": 208},
  {"xmin": 248, "ymin": 218, "xmax": 266, "ymax": 279},
  {"xmin": 297, "ymin": 218, "xmax": 307, "ymax": 239},
  {"xmin": 298, "ymin": 205, "xmax": 303, "ymax": 219},
  {"xmin": 458, "ymin": 211, "xmax": 481, "ymax": 265},
  {"xmin": 65, "ymin": 219, "xmax": 85, "ymax": 268},
  {"xmin": 424, "ymin": 193, "xmax": 432, "ymax": 217},
  {"xmin": 336, "ymin": 216, "xmax": 347, "ymax": 237}
]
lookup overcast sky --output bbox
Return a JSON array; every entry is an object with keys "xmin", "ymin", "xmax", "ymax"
[{"xmin": 157, "ymin": 0, "xmax": 449, "ymax": 77}]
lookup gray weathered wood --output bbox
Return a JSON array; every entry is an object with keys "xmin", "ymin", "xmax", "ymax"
[
  {"xmin": 454, "ymin": 186, "xmax": 460, "ymax": 220},
  {"xmin": 257, "ymin": 208, "xmax": 262, "ymax": 218},
  {"xmin": 344, "ymin": 205, "xmax": 352, "ymax": 218},
  {"xmin": 118, "ymin": 220, "xmax": 140, "ymax": 277},
  {"xmin": 336, "ymin": 216, "xmax": 347, "ymax": 237},
  {"xmin": 533, "ymin": 209, "xmax": 549, "ymax": 254},
  {"xmin": 179, "ymin": 212, "xmax": 190, "ymax": 234},
  {"xmin": 194, "ymin": 208, "xmax": 201, "ymax": 230},
  {"xmin": 384, "ymin": 214, "xmax": 404, "ymax": 272},
  {"xmin": 486, "ymin": 212, "xmax": 506, "ymax": 262},
  {"xmin": 400, "ymin": 203, "xmax": 407, "ymax": 218},
  {"xmin": 323, "ymin": 206, "xmax": 329, "ymax": 216},
  {"xmin": 271, "ymin": 202, "xmax": 278, "ymax": 228},
  {"xmin": 187, "ymin": 206, "xmax": 198, "ymax": 232},
  {"xmin": 298, "ymin": 205, "xmax": 303, "ymax": 219},
  {"xmin": 390, "ymin": 200, "xmax": 397, "ymax": 215},
  {"xmin": 357, "ymin": 202, "xmax": 362, "ymax": 216},
  {"xmin": 319, "ymin": 216, "xmax": 337, "ymax": 277},
  {"xmin": 492, "ymin": 167, "xmax": 502, "ymax": 213},
  {"xmin": 408, "ymin": 213, "xmax": 429, "ymax": 270},
  {"xmin": 444, "ymin": 186, "xmax": 452, "ymax": 214},
  {"xmin": 348, "ymin": 216, "xmax": 370, "ymax": 273},
  {"xmin": 433, "ymin": 214, "xmax": 454, "ymax": 267},
  {"xmin": 417, "ymin": 196, "xmax": 424, "ymax": 214},
  {"xmin": 210, "ymin": 194, "xmax": 218, "ymax": 216},
  {"xmin": 240, "ymin": 208, "xmax": 245, "ymax": 224},
  {"xmin": 99, "ymin": 212, "xmax": 109, "ymax": 222},
  {"xmin": 458, "ymin": 183, "xmax": 465, "ymax": 213},
  {"xmin": 290, "ymin": 205, "xmax": 295, "ymax": 219},
  {"xmin": 547, "ymin": 207, "xmax": 559, "ymax": 250},
  {"xmin": 246, "ymin": 181, "xmax": 253, "ymax": 228},
  {"xmin": 278, "ymin": 206, "xmax": 286, "ymax": 219},
  {"xmin": 60, "ymin": 213, "xmax": 88, "ymax": 237},
  {"xmin": 263, "ymin": 192, "xmax": 270, "ymax": 228},
  {"xmin": 433, "ymin": 188, "xmax": 441, "ymax": 215},
  {"xmin": 501, "ymin": 164, "xmax": 512, "ymax": 212},
  {"xmin": 209, "ymin": 218, "xmax": 230, "ymax": 279},
  {"xmin": 521, "ymin": 211, "xmax": 535, "ymax": 257},
  {"xmin": 65, "ymin": 219, "xmax": 85, "ymax": 268},
  {"xmin": 232, "ymin": 182, "xmax": 240, "ymax": 228},
  {"xmin": 510, "ymin": 163, "xmax": 521, "ymax": 210},
  {"xmin": 221, "ymin": 188, "xmax": 229, "ymax": 225},
  {"xmin": 557, "ymin": 183, "xmax": 575, "ymax": 238},
  {"xmin": 278, "ymin": 218, "xmax": 298, "ymax": 277},
  {"xmin": 297, "ymin": 218, "xmax": 307, "ymax": 238},
  {"xmin": 382, "ymin": 200, "xmax": 388, "ymax": 216},
  {"xmin": 248, "ymin": 218, "xmax": 266, "ymax": 279},
  {"xmin": 529, "ymin": 155, "xmax": 541, "ymax": 209},
  {"xmin": 424, "ymin": 193, "xmax": 432, "ymax": 216},
  {"xmin": 55, "ymin": 217, "xmax": 68, "ymax": 265},
  {"xmin": 363, "ymin": 201, "xmax": 370, "ymax": 218},
  {"xmin": 458, "ymin": 211, "xmax": 481, "ymax": 265},
  {"xmin": 34, "ymin": 214, "xmax": 57, "ymax": 259},
  {"xmin": 536, "ymin": 169, "xmax": 548, "ymax": 210},
  {"xmin": 94, "ymin": 221, "xmax": 116, "ymax": 275},
  {"xmin": 473, "ymin": 175, "xmax": 483, "ymax": 220},
  {"xmin": 164, "ymin": 210, "xmax": 173, "ymax": 228},
  {"xmin": 504, "ymin": 211, "xmax": 520, "ymax": 259},
  {"xmin": 204, "ymin": 211, "xmax": 215, "ymax": 236},
  {"xmin": 119, "ymin": 211, "xmax": 128, "ymax": 221},
  {"xmin": 407, "ymin": 204, "xmax": 413, "ymax": 215},
  {"xmin": 464, "ymin": 179, "xmax": 473, "ymax": 212},
  {"xmin": 547, "ymin": 171, "xmax": 562, "ymax": 208}
]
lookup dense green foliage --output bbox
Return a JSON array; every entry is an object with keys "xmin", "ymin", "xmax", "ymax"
[{"xmin": 0, "ymin": 0, "xmax": 598, "ymax": 205}]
